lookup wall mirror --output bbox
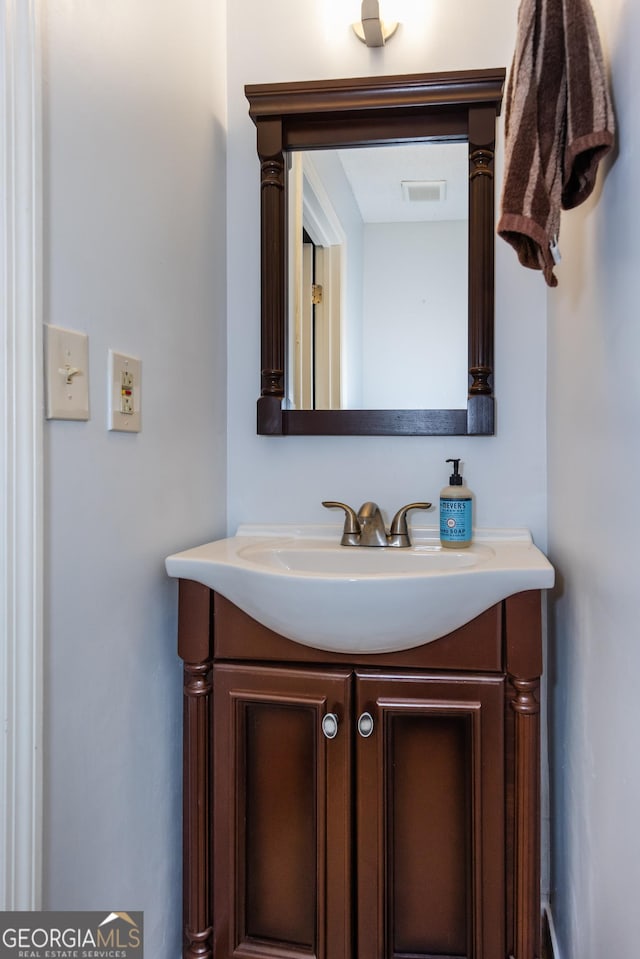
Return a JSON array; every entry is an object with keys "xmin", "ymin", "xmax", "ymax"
[{"xmin": 245, "ymin": 69, "xmax": 505, "ymax": 436}]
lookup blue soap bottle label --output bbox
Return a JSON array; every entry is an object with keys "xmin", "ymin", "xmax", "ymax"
[{"xmin": 440, "ymin": 497, "xmax": 472, "ymax": 543}]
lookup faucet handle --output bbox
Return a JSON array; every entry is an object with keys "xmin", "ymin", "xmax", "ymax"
[
  {"xmin": 388, "ymin": 502, "xmax": 432, "ymax": 547},
  {"xmin": 322, "ymin": 501, "xmax": 361, "ymax": 545}
]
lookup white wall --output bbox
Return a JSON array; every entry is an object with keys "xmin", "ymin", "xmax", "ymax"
[
  {"xmin": 227, "ymin": 0, "xmax": 548, "ymax": 545},
  {"xmin": 547, "ymin": 2, "xmax": 640, "ymax": 956},
  {"xmin": 362, "ymin": 220, "xmax": 468, "ymax": 409},
  {"xmin": 42, "ymin": 2, "xmax": 227, "ymax": 956}
]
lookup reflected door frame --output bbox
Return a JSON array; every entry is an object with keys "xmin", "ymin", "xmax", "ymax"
[{"xmin": 289, "ymin": 153, "xmax": 344, "ymax": 411}]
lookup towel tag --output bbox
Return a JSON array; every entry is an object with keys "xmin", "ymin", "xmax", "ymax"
[{"xmin": 550, "ymin": 235, "xmax": 562, "ymax": 265}]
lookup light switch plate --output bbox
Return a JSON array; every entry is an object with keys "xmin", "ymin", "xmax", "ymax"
[
  {"xmin": 45, "ymin": 324, "xmax": 90, "ymax": 420},
  {"xmin": 108, "ymin": 350, "xmax": 141, "ymax": 432}
]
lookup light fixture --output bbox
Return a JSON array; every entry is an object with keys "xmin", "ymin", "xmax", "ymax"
[{"xmin": 352, "ymin": 0, "xmax": 399, "ymax": 47}]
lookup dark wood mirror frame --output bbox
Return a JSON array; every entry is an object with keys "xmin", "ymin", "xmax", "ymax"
[{"xmin": 245, "ymin": 69, "xmax": 505, "ymax": 436}]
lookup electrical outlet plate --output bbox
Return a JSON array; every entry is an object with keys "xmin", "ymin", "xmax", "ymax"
[
  {"xmin": 108, "ymin": 350, "xmax": 141, "ymax": 432},
  {"xmin": 45, "ymin": 325, "xmax": 90, "ymax": 420}
]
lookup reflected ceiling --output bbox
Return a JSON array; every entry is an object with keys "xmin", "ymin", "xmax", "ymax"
[{"xmin": 336, "ymin": 142, "xmax": 469, "ymax": 223}]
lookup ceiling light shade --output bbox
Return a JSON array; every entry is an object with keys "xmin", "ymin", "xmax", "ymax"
[{"xmin": 352, "ymin": 0, "xmax": 399, "ymax": 47}]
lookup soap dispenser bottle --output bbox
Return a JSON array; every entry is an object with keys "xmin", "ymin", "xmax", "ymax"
[{"xmin": 440, "ymin": 458, "xmax": 473, "ymax": 549}]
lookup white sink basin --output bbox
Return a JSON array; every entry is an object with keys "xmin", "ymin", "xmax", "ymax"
[
  {"xmin": 237, "ymin": 540, "xmax": 485, "ymax": 574},
  {"xmin": 165, "ymin": 524, "xmax": 554, "ymax": 654}
]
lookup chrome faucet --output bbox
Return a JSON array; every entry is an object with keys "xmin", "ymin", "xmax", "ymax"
[{"xmin": 322, "ymin": 500, "xmax": 432, "ymax": 547}]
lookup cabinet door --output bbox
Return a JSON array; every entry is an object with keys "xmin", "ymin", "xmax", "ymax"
[
  {"xmin": 355, "ymin": 672, "xmax": 505, "ymax": 959},
  {"xmin": 213, "ymin": 663, "xmax": 352, "ymax": 959}
]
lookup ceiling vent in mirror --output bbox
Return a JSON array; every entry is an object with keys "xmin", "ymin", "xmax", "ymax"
[{"xmin": 401, "ymin": 180, "xmax": 446, "ymax": 203}]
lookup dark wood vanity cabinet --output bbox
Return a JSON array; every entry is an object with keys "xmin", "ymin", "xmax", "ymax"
[{"xmin": 178, "ymin": 584, "xmax": 543, "ymax": 959}]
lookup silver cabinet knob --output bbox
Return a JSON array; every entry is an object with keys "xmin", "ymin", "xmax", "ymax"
[
  {"xmin": 357, "ymin": 711, "xmax": 374, "ymax": 738},
  {"xmin": 322, "ymin": 712, "xmax": 339, "ymax": 739}
]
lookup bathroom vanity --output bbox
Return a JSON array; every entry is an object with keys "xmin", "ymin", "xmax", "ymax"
[
  {"xmin": 174, "ymin": 552, "xmax": 548, "ymax": 959},
  {"xmin": 170, "ymin": 62, "xmax": 547, "ymax": 959}
]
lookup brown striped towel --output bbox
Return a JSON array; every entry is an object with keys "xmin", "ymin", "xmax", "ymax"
[{"xmin": 497, "ymin": 0, "xmax": 615, "ymax": 286}]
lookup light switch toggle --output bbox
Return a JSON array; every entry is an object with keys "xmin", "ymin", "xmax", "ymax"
[
  {"xmin": 45, "ymin": 324, "xmax": 90, "ymax": 420},
  {"xmin": 59, "ymin": 364, "xmax": 82, "ymax": 386}
]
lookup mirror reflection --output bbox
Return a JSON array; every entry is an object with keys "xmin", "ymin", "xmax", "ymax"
[{"xmin": 287, "ymin": 142, "xmax": 469, "ymax": 412}]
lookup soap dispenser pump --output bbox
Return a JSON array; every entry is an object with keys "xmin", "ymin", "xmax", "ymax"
[{"xmin": 440, "ymin": 458, "xmax": 473, "ymax": 549}]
